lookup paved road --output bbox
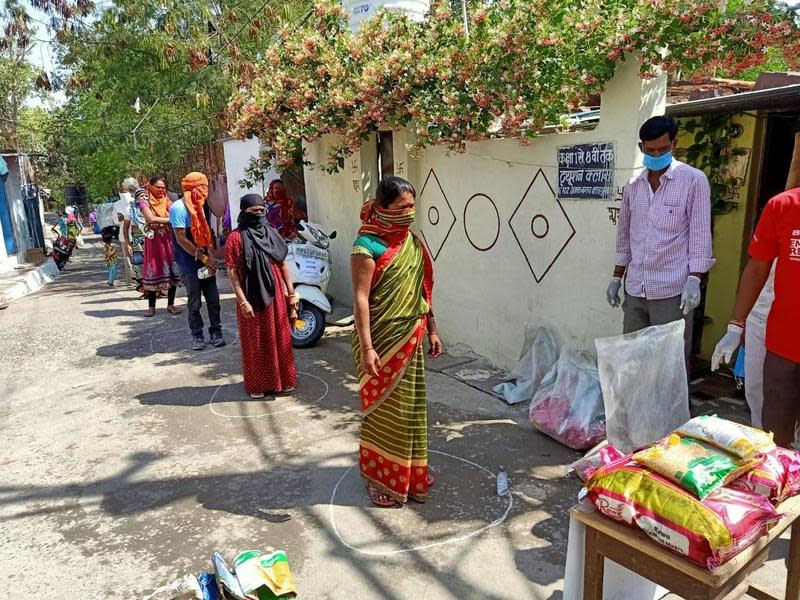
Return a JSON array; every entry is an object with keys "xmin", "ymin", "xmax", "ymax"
[{"xmin": 0, "ymin": 236, "xmax": 583, "ymax": 599}]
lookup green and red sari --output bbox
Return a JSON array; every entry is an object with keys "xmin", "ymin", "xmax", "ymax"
[{"xmin": 352, "ymin": 202, "xmax": 434, "ymax": 503}]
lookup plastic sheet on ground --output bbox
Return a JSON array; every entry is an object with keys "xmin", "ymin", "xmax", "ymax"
[
  {"xmin": 595, "ymin": 320, "xmax": 690, "ymax": 453},
  {"xmin": 493, "ymin": 324, "xmax": 559, "ymax": 405}
]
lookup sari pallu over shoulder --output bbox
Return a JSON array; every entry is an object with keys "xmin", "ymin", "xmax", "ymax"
[{"xmin": 354, "ymin": 232, "xmax": 433, "ymax": 416}]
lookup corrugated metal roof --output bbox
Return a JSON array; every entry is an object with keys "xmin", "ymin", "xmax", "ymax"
[{"xmin": 666, "ymin": 84, "xmax": 800, "ymax": 116}]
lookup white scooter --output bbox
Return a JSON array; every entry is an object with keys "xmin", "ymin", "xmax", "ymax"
[{"xmin": 286, "ymin": 220, "xmax": 337, "ymax": 348}]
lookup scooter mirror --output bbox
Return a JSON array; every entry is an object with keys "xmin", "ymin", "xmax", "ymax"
[{"xmin": 329, "ymin": 231, "xmax": 337, "ymax": 240}]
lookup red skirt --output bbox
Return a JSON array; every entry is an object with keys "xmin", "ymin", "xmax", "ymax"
[{"xmin": 237, "ymin": 264, "xmax": 298, "ymax": 395}]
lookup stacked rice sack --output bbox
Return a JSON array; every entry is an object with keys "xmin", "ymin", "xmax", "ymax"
[{"xmin": 585, "ymin": 415, "xmax": 800, "ymax": 569}]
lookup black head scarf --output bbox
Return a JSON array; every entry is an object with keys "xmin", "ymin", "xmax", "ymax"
[{"xmin": 238, "ymin": 194, "xmax": 288, "ymax": 310}]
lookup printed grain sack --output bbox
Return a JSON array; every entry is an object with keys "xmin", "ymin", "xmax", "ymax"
[
  {"xmin": 633, "ymin": 434, "xmax": 761, "ymax": 499},
  {"xmin": 729, "ymin": 446, "xmax": 800, "ymax": 505},
  {"xmin": 676, "ymin": 415, "xmax": 774, "ymax": 459},
  {"xmin": 586, "ymin": 459, "xmax": 780, "ymax": 569}
]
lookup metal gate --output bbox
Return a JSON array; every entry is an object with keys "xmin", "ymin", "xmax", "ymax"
[{"xmin": 22, "ymin": 183, "xmax": 44, "ymax": 249}]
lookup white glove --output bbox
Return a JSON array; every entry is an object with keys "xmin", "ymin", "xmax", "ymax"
[
  {"xmin": 679, "ymin": 275, "xmax": 702, "ymax": 315},
  {"xmin": 606, "ymin": 277, "xmax": 622, "ymax": 308},
  {"xmin": 711, "ymin": 323, "xmax": 743, "ymax": 371}
]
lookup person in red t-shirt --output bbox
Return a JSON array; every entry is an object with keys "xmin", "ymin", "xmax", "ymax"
[{"xmin": 712, "ymin": 187, "xmax": 800, "ymax": 446}]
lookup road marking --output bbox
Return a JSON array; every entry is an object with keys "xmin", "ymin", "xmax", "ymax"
[
  {"xmin": 329, "ymin": 449, "xmax": 513, "ymax": 555},
  {"xmin": 208, "ymin": 371, "xmax": 329, "ymax": 418}
]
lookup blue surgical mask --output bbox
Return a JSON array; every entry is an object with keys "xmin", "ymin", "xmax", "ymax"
[{"xmin": 642, "ymin": 151, "xmax": 673, "ymax": 172}]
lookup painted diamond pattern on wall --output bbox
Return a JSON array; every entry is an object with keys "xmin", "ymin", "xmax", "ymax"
[
  {"xmin": 509, "ymin": 169, "xmax": 576, "ymax": 283},
  {"xmin": 418, "ymin": 169, "xmax": 456, "ymax": 261}
]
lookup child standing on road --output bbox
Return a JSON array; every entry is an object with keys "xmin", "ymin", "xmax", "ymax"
[{"xmin": 102, "ymin": 231, "xmax": 118, "ymax": 287}]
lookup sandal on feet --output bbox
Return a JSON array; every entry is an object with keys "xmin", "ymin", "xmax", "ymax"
[
  {"xmin": 249, "ymin": 392, "xmax": 265, "ymax": 399},
  {"xmin": 367, "ymin": 485, "xmax": 402, "ymax": 508},
  {"xmin": 144, "ymin": 308, "xmax": 156, "ymax": 317},
  {"xmin": 167, "ymin": 305, "xmax": 182, "ymax": 315}
]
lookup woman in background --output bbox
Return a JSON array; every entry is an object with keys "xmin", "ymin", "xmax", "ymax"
[
  {"xmin": 265, "ymin": 179, "xmax": 304, "ymax": 239},
  {"xmin": 136, "ymin": 180, "xmax": 181, "ymax": 316},
  {"xmin": 226, "ymin": 194, "xmax": 298, "ymax": 398}
]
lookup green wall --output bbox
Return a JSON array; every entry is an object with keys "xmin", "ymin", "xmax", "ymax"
[{"xmin": 677, "ymin": 114, "xmax": 757, "ymax": 359}]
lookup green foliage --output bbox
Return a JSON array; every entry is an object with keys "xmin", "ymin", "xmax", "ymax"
[
  {"xmin": 17, "ymin": 107, "xmax": 71, "ymax": 206},
  {"xmin": 0, "ymin": 0, "xmax": 38, "ymax": 151},
  {"xmin": 3, "ymin": 0, "xmax": 312, "ymax": 197},
  {"xmin": 230, "ymin": 0, "xmax": 800, "ymax": 173},
  {"xmin": 677, "ymin": 115, "xmax": 749, "ymax": 215}
]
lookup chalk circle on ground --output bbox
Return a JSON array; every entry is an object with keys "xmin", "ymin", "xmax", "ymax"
[
  {"xmin": 208, "ymin": 371, "xmax": 329, "ymax": 418},
  {"xmin": 329, "ymin": 449, "xmax": 513, "ymax": 556}
]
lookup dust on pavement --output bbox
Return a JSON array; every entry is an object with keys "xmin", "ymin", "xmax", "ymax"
[{"xmin": 0, "ymin": 236, "xmax": 581, "ymax": 599}]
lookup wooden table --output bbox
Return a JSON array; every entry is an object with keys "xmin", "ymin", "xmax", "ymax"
[{"xmin": 571, "ymin": 495, "xmax": 800, "ymax": 600}]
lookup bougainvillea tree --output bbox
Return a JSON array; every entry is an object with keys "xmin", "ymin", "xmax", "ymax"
[{"xmin": 229, "ymin": 0, "xmax": 800, "ymax": 174}]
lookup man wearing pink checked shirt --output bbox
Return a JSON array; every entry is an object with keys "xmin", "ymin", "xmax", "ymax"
[{"xmin": 607, "ymin": 116, "xmax": 715, "ymax": 365}]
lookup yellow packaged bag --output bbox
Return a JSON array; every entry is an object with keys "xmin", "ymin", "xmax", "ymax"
[
  {"xmin": 633, "ymin": 434, "xmax": 761, "ymax": 499},
  {"xmin": 586, "ymin": 459, "xmax": 780, "ymax": 568},
  {"xmin": 676, "ymin": 415, "xmax": 774, "ymax": 459}
]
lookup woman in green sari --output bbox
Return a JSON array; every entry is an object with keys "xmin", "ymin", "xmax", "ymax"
[{"xmin": 351, "ymin": 176, "xmax": 443, "ymax": 507}]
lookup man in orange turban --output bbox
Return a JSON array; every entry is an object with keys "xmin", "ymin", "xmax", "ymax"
[{"xmin": 169, "ymin": 171, "xmax": 225, "ymax": 350}]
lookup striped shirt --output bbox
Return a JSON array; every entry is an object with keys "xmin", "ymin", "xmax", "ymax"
[{"xmin": 615, "ymin": 160, "xmax": 715, "ymax": 300}]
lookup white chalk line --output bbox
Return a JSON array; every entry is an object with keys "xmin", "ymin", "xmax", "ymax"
[
  {"xmin": 208, "ymin": 371, "xmax": 329, "ymax": 418},
  {"xmin": 329, "ymin": 449, "xmax": 514, "ymax": 556}
]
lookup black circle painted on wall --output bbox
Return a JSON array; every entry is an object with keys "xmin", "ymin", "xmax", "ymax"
[
  {"xmin": 531, "ymin": 214, "xmax": 550, "ymax": 239},
  {"xmin": 428, "ymin": 206, "xmax": 440, "ymax": 226},
  {"xmin": 463, "ymin": 193, "xmax": 501, "ymax": 252}
]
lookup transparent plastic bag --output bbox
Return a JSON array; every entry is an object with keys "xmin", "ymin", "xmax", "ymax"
[
  {"xmin": 529, "ymin": 347, "xmax": 606, "ymax": 450},
  {"xmin": 566, "ymin": 440, "xmax": 627, "ymax": 481},
  {"xmin": 595, "ymin": 320, "xmax": 690, "ymax": 454},
  {"xmin": 494, "ymin": 324, "xmax": 559, "ymax": 405}
]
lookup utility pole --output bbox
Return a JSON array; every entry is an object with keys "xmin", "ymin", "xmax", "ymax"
[{"xmin": 461, "ymin": 0, "xmax": 469, "ymax": 39}]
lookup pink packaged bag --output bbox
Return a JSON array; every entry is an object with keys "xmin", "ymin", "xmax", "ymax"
[
  {"xmin": 729, "ymin": 446, "xmax": 800, "ymax": 504},
  {"xmin": 567, "ymin": 441, "xmax": 626, "ymax": 482}
]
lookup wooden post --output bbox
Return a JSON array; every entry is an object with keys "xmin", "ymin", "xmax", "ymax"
[
  {"xmin": 786, "ymin": 519, "xmax": 800, "ymax": 600},
  {"xmin": 584, "ymin": 527, "xmax": 605, "ymax": 600}
]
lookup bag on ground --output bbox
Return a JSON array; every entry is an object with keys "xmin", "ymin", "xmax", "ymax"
[
  {"xmin": 595, "ymin": 320, "xmax": 690, "ymax": 453},
  {"xmin": 586, "ymin": 459, "xmax": 780, "ymax": 569},
  {"xmin": 494, "ymin": 324, "xmax": 559, "ymax": 405},
  {"xmin": 529, "ymin": 347, "xmax": 605, "ymax": 450}
]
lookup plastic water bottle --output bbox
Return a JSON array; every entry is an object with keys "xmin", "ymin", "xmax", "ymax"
[{"xmin": 496, "ymin": 465, "xmax": 509, "ymax": 496}]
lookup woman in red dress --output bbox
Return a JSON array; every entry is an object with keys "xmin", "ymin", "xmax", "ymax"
[
  {"xmin": 226, "ymin": 194, "xmax": 299, "ymax": 398},
  {"xmin": 265, "ymin": 179, "xmax": 305, "ymax": 239}
]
